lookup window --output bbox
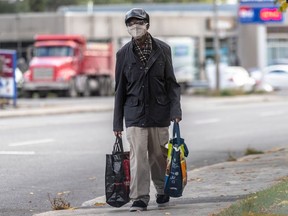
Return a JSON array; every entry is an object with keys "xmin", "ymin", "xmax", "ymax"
[
  {"xmin": 268, "ymin": 70, "xmax": 288, "ymax": 75},
  {"xmin": 35, "ymin": 46, "xmax": 74, "ymax": 57},
  {"xmin": 267, "ymin": 39, "xmax": 288, "ymax": 65}
]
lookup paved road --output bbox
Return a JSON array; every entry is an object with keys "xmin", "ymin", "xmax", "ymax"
[
  {"xmin": 1, "ymin": 94, "xmax": 288, "ymax": 216},
  {"xmin": 181, "ymin": 94, "xmax": 288, "ymax": 168},
  {"xmin": 0, "ymin": 112, "xmax": 114, "ymax": 216}
]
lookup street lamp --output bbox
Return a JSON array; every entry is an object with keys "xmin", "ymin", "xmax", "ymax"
[
  {"xmin": 213, "ymin": 0, "xmax": 221, "ymax": 93},
  {"xmin": 213, "ymin": 0, "xmax": 238, "ymax": 93}
]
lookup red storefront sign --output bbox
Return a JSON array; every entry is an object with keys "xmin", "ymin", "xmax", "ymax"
[{"xmin": 260, "ymin": 8, "xmax": 282, "ymax": 21}]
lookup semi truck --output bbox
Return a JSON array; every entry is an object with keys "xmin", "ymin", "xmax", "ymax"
[{"xmin": 22, "ymin": 34, "xmax": 114, "ymax": 98}]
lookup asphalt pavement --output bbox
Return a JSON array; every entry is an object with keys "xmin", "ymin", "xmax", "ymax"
[{"xmin": 1, "ymin": 94, "xmax": 288, "ymax": 216}]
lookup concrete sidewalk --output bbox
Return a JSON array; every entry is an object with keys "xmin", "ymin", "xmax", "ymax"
[
  {"xmin": 0, "ymin": 98, "xmax": 114, "ymax": 118},
  {"xmin": 33, "ymin": 147, "xmax": 288, "ymax": 216}
]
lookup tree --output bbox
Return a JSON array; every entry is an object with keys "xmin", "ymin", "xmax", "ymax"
[
  {"xmin": 274, "ymin": 0, "xmax": 288, "ymax": 12},
  {"xmin": 0, "ymin": 1, "xmax": 16, "ymax": 13},
  {"xmin": 28, "ymin": 0, "xmax": 46, "ymax": 12},
  {"xmin": 43, "ymin": 0, "xmax": 81, "ymax": 11}
]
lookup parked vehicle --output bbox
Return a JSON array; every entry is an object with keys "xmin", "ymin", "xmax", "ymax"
[
  {"xmin": 249, "ymin": 67, "xmax": 273, "ymax": 92},
  {"xmin": 262, "ymin": 64, "xmax": 288, "ymax": 90},
  {"xmin": 206, "ymin": 64, "xmax": 256, "ymax": 92},
  {"xmin": 23, "ymin": 34, "xmax": 114, "ymax": 98}
]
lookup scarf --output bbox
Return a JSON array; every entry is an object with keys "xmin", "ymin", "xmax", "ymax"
[{"xmin": 133, "ymin": 33, "xmax": 152, "ymax": 65}]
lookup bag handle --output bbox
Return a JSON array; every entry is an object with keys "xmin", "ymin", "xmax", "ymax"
[
  {"xmin": 173, "ymin": 122, "xmax": 181, "ymax": 146},
  {"xmin": 113, "ymin": 136, "xmax": 124, "ymax": 154},
  {"xmin": 173, "ymin": 122, "xmax": 189, "ymax": 157}
]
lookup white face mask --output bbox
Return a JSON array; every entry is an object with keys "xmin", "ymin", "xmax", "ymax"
[{"xmin": 127, "ymin": 24, "xmax": 148, "ymax": 39}]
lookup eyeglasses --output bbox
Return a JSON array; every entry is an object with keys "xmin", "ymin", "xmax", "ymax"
[{"xmin": 127, "ymin": 20, "xmax": 146, "ymax": 27}]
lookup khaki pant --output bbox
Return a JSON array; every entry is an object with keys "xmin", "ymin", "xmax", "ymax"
[{"xmin": 126, "ymin": 126, "xmax": 169, "ymax": 205}]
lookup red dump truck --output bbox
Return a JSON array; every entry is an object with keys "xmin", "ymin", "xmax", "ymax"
[{"xmin": 23, "ymin": 34, "xmax": 114, "ymax": 97}]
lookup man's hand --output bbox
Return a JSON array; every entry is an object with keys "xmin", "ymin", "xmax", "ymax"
[
  {"xmin": 173, "ymin": 118, "xmax": 181, "ymax": 123},
  {"xmin": 114, "ymin": 131, "xmax": 122, "ymax": 137}
]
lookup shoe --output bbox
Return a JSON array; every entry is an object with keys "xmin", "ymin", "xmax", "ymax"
[
  {"xmin": 156, "ymin": 194, "xmax": 170, "ymax": 207},
  {"xmin": 129, "ymin": 200, "xmax": 147, "ymax": 212}
]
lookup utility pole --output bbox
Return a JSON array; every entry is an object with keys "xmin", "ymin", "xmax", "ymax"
[
  {"xmin": 87, "ymin": 1, "xmax": 94, "ymax": 40},
  {"xmin": 213, "ymin": 0, "xmax": 220, "ymax": 94}
]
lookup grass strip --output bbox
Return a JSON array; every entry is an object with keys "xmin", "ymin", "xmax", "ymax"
[{"xmin": 214, "ymin": 177, "xmax": 288, "ymax": 216}]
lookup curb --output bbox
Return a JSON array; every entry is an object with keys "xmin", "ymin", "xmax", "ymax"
[{"xmin": 0, "ymin": 104, "xmax": 114, "ymax": 118}]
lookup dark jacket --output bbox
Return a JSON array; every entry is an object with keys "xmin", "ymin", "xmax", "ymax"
[{"xmin": 113, "ymin": 36, "xmax": 182, "ymax": 131}]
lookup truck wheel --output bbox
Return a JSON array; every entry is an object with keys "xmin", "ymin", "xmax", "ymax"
[{"xmin": 68, "ymin": 79, "xmax": 78, "ymax": 97}]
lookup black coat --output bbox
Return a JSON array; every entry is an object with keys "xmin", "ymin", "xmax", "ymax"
[{"xmin": 113, "ymin": 37, "xmax": 182, "ymax": 131}]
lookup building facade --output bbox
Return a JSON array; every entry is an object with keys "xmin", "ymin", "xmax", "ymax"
[{"xmin": 0, "ymin": 3, "xmax": 287, "ymax": 81}]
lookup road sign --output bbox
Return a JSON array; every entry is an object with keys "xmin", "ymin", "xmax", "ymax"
[{"xmin": 0, "ymin": 50, "xmax": 17, "ymax": 106}]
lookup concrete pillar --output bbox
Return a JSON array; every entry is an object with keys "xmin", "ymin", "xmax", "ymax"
[{"xmin": 238, "ymin": 24, "xmax": 267, "ymax": 70}]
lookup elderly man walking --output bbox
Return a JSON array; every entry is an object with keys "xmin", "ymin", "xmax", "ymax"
[{"xmin": 113, "ymin": 8, "xmax": 182, "ymax": 212}]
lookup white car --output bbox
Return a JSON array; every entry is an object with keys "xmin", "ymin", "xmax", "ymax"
[
  {"xmin": 206, "ymin": 64, "xmax": 256, "ymax": 92},
  {"xmin": 262, "ymin": 64, "xmax": 288, "ymax": 90},
  {"xmin": 249, "ymin": 68, "xmax": 273, "ymax": 92}
]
